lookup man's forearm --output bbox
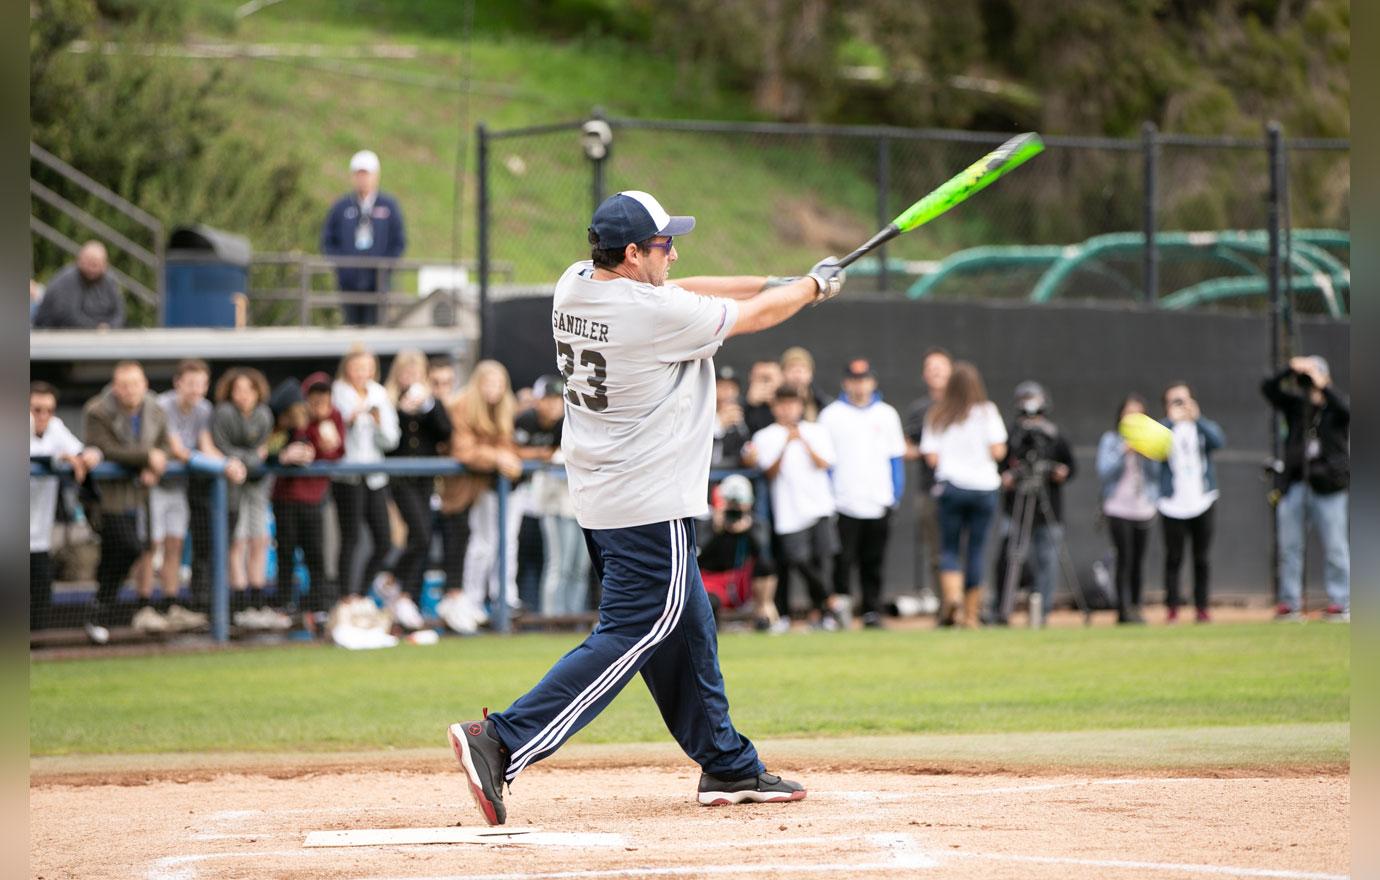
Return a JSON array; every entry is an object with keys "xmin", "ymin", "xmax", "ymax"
[
  {"xmin": 728, "ymin": 278, "xmax": 819, "ymax": 337},
  {"xmin": 675, "ymin": 276, "xmax": 770, "ymax": 300}
]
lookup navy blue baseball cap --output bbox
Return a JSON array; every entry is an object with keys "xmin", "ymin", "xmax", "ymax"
[{"xmin": 589, "ymin": 190, "xmax": 695, "ymax": 249}]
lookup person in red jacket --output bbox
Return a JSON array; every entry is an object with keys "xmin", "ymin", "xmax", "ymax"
[{"xmin": 271, "ymin": 373, "xmax": 346, "ymax": 628}]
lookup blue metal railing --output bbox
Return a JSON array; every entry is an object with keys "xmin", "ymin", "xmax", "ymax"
[{"xmin": 31, "ymin": 457, "xmax": 767, "ymax": 643}]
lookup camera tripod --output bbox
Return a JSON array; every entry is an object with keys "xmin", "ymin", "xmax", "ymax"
[{"xmin": 996, "ymin": 463, "xmax": 1091, "ymax": 626}]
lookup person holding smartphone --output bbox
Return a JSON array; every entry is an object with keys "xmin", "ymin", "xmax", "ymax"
[{"xmin": 1157, "ymin": 383, "xmax": 1225, "ymax": 623}]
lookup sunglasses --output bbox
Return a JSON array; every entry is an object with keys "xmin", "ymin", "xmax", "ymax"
[{"xmin": 643, "ymin": 237, "xmax": 674, "ymax": 253}]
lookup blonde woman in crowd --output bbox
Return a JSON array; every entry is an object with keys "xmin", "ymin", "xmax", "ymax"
[
  {"xmin": 437, "ymin": 360, "xmax": 523, "ymax": 633},
  {"xmin": 381, "ymin": 348, "xmax": 452, "ymax": 629},
  {"xmin": 332, "ymin": 343, "xmax": 400, "ymax": 597}
]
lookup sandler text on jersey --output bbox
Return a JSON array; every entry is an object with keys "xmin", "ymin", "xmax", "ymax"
[{"xmin": 553, "ymin": 310, "xmax": 610, "ymax": 343}]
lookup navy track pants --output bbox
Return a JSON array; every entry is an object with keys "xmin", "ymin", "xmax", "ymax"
[{"xmin": 489, "ymin": 518, "xmax": 763, "ymax": 783}]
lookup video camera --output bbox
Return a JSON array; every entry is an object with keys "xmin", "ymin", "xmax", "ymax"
[{"xmin": 1010, "ymin": 414, "xmax": 1060, "ymax": 465}]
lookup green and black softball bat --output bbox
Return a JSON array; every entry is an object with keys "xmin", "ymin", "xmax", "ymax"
[{"xmin": 834, "ymin": 132, "xmax": 1045, "ymax": 270}]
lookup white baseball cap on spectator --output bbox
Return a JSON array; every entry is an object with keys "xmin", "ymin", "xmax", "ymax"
[{"xmin": 350, "ymin": 150, "xmax": 381, "ymax": 174}]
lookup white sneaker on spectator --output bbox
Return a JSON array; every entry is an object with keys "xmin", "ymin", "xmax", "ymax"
[
  {"xmin": 84, "ymin": 621, "xmax": 110, "ymax": 645},
  {"xmin": 164, "ymin": 605, "xmax": 209, "ymax": 632},
  {"xmin": 769, "ymin": 617, "xmax": 792, "ymax": 635},
  {"xmin": 437, "ymin": 595, "xmax": 478, "ymax": 635},
  {"xmin": 392, "ymin": 594, "xmax": 426, "ymax": 631},
  {"xmin": 467, "ymin": 597, "xmax": 490, "ymax": 627},
  {"xmin": 132, "ymin": 606, "xmax": 171, "ymax": 635},
  {"xmin": 257, "ymin": 607, "xmax": 294, "ymax": 630},
  {"xmin": 233, "ymin": 608, "xmax": 266, "ymax": 630}
]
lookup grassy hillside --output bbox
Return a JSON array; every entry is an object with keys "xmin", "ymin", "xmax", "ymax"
[
  {"xmin": 168, "ymin": 1, "xmax": 1049, "ymax": 285},
  {"xmin": 162, "ymin": 0, "xmax": 891, "ymax": 282}
]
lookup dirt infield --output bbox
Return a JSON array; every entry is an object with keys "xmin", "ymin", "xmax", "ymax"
[{"xmin": 32, "ymin": 745, "xmax": 1349, "ymax": 880}]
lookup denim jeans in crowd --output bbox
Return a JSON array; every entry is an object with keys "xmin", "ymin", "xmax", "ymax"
[
  {"xmin": 1277, "ymin": 482, "xmax": 1349, "ymax": 612},
  {"xmin": 937, "ymin": 485, "xmax": 998, "ymax": 588},
  {"xmin": 541, "ymin": 514, "xmax": 591, "ymax": 615}
]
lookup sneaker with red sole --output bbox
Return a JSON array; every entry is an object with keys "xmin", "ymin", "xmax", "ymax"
[
  {"xmin": 447, "ymin": 712, "xmax": 510, "ymax": 825},
  {"xmin": 1323, "ymin": 604, "xmax": 1350, "ymax": 623},
  {"xmin": 697, "ymin": 771, "xmax": 806, "ymax": 806},
  {"xmin": 1165, "ymin": 606, "xmax": 1179, "ymax": 624},
  {"xmin": 1274, "ymin": 603, "xmax": 1303, "ymax": 622},
  {"xmin": 1195, "ymin": 608, "xmax": 1211, "ymax": 623}
]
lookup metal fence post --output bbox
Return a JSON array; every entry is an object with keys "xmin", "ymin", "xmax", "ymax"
[
  {"xmin": 210, "ymin": 472, "xmax": 230, "ymax": 643},
  {"xmin": 1266, "ymin": 122, "xmax": 1284, "ymax": 375},
  {"xmin": 494, "ymin": 475, "xmax": 511, "ymax": 634},
  {"xmin": 1141, "ymin": 121, "xmax": 1158, "ymax": 305},
  {"xmin": 477, "ymin": 122, "xmax": 492, "ymax": 361},
  {"xmin": 876, "ymin": 136, "xmax": 891, "ymax": 293},
  {"xmin": 1265, "ymin": 120, "xmax": 1285, "ymax": 608}
]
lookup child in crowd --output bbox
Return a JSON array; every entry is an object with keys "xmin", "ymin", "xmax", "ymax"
[
  {"xmin": 271, "ymin": 373, "xmax": 346, "ymax": 633},
  {"xmin": 743, "ymin": 385, "xmax": 839, "ymax": 630}
]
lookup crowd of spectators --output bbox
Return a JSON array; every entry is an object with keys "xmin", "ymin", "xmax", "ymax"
[
  {"xmin": 27, "ymin": 347, "xmax": 588, "ymax": 645},
  {"xmin": 29, "ymin": 339, "xmax": 1350, "ymax": 645},
  {"xmin": 702, "ymin": 344, "xmax": 1350, "ymax": 632}
]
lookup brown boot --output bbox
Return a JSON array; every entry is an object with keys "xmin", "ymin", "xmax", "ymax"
[
  {"xmin": 938, "ymin": 572, "xmax": 964, "ymax": 627},
  {"xmin": 963, "ymin": 587, "xmax": 984, "ymax": 629}
]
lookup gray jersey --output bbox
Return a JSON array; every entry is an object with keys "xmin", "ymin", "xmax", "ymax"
[{"xmin": 552, "ymin": 260, "xmax": 739, "ymax": 530}]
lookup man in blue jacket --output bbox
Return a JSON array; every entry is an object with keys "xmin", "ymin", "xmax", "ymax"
[{"xmin": 320, "ymin": 150, "xmax": 407, "ymax": 326}]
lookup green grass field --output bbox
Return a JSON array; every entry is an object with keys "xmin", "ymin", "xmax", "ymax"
[{"xmin": 30, "ymin": 622, "xmax": 1348, "ymax": 758}]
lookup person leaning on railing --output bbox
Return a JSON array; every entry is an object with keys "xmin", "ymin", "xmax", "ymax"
[
  {"xmin": 212, "ymin": 366, "xmax": 287, "ymax": 630},
  {"xmin": 437, "ymin": 360, "xmax": 523, "ymax": 634},
  {"xmin": 383, "ymin": 348, "xmax": 453, "ymax": 630},
  {"xmin": 268, "ymin": 373, "xmax": 347, "ymax": 635},
  {"xmin": 81, "ymin": 361, "xmax": 175, "ymax": 643},
  {"xmin": 332, "ymin": 343, "xmax": 401, "ymax": 598},
  {"xmin": 30, "ymin": 381, "xmax": 102, "ymax": 632}
]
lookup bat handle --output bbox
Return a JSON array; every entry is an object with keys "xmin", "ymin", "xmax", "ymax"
[{"xmin": 834, "ymin": 225, "xmax": 900, "ymax": 270}]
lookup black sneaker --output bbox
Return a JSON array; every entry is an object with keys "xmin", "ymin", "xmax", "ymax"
[
  {"xmin": 861, "ymin": 612, "xmax": 885, "ymax": 629},
  {"xmin": 697, "ymin": 770, "xmax": 806, "ymax": 805},
  {"xmin": 447, "ymin": 713, "xmax": 510, "ymax": 825}
]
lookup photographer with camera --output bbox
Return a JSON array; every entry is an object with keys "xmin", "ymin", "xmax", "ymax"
[
  {"xmin": 991, "ymin": 382, "xmax": 1075, "ymax": 626},
  {"xmin": 1158, "ymin": 383, "xmax": 1225, "ymax": 623},
  {"xmin": 699, "ymin": 474, "xmax": 783, "ymax": 632},
  {"xmin": 1262, "ymin": 356, "xmax": 1349, "ymax": 622}
]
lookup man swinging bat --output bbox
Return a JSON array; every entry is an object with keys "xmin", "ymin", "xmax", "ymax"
[{"xmin": 448, "ymin": 190, "xmax": 844, "ymax": 824}]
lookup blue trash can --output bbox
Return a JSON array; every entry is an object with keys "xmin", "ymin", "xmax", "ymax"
[{"xmin": 163, "ymin": 225, "xmax": 252, "ymax": 327}]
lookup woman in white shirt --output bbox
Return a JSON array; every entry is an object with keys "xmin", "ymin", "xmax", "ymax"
[
  {"xmin": 919, "ymin": 362, "xmax": 1007, "ymax": 628},
  {"xmin": 332, "ymin": 343, "xmax": 401, "ymax": 597},
  {"xmin": 1157, "ymin": 382, "xmax": 1225, "ymax": 624}
]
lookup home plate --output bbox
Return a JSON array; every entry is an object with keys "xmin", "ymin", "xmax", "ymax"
[{"xmin": 305, "ymin": 827, "xmax": 540, "ymax": 847}]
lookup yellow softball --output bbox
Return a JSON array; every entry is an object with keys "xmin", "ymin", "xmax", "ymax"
[{"xmin": 1118, "ymin": 412, "xmax": 1173, "ymax": 461}]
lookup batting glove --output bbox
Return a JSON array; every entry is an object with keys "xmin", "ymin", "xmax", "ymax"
[{"xmin": 807, "ymin": 257, "xmax": 845, "ymax": 303}]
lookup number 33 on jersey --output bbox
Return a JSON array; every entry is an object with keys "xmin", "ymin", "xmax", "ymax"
[{"xmin": 551, "ymin": 260, "xmax": 740, "ymax": 530}]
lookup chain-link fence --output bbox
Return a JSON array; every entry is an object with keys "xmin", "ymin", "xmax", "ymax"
[{"xmin": 476, "ymin": 116, "xmax": 1348, "ymax": 324}]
